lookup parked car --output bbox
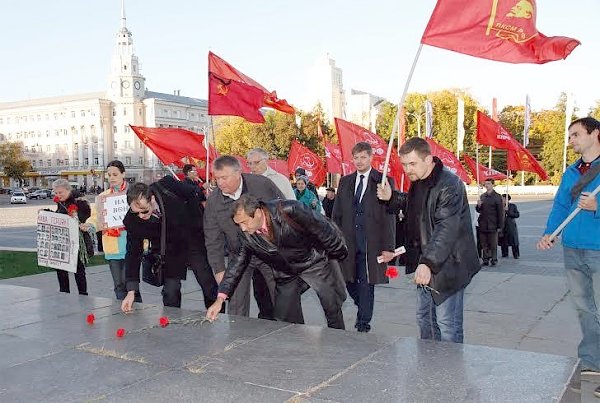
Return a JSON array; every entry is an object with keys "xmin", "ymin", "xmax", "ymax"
[
  {"xmin": 10, "ymin": 192, "xmax": 27, "ymax": 204},
  {"xmin": 27, "ymin": 190, "xmax": 48, "ymax": 199},
  {"xmin": 41, "ymin": 189, "xmax": 52, "ymax": 198}
]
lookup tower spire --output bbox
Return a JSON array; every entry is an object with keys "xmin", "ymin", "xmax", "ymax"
[{"xmin": 120, "ymin": 0, "xmax": 126, "ymax": 29}]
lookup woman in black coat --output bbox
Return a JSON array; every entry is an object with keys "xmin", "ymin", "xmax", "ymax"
[
  {"xmin": 500, "ymin": 194, "xmax": 520, "ymax": 259},
  {"xmin": 51, "ymin": 179, "xmax": 91, "ymax": 294}
]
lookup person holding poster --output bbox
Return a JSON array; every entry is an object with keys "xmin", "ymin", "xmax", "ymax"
[
  {"xmin": 81, "ymin": 160, "xmax": 141, "ymax": 303},
  {"xmin": 51, "ymin": 179, "xmax": 91, "ymax": 295}
]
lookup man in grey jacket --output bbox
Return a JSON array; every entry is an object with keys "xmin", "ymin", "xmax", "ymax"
[{"xmin": 204, "ymin": 155, "xmax": 284, "ymax": 319}]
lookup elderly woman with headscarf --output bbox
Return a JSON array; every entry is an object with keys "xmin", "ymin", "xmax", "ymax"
[
  {"xmin": 294, "ymin": 175, "xmax": 321, "ymax": 212},
  {"xmin": 51, "ymin": 178, "xmax": 92, "ymax": 295}
]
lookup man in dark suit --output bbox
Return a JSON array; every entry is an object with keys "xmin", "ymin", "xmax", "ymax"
[
  {"xmin": 204, "ymin": 155, "xmax": 285, "ymax": 319},
  {"xmin": 476, "ymin": 178, "xmax": 504, "ymax": 266},
  {"xmin": 332, "ymin": 142, "xmax": 397, "ymax": 332},
  {"xmin": 121, "ymin": 175, "xmax": 208, "ymax": 311}
]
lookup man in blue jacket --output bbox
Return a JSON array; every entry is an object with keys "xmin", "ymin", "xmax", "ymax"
[{"xmin": 537, "ymin": 117, "xmax": 600, "ymax": 397}]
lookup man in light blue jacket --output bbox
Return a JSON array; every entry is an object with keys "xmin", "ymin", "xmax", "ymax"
[{"xmin": 538, "ymin": 117, "xmax": 600, "ymax": 396}]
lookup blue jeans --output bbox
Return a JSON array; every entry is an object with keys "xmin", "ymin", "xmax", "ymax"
[
  {"xmin": 416, "ymin": 286, "xmax": 464, "ymax": 343},
  {"xmin": 564, "ymin": 247, "xmax": 600, "ymax": 371},
  {"xmin": 108, "ymin": 259, "xmax": 141, "ymax": 302}
]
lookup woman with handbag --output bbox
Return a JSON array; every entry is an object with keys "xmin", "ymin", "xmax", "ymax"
[
  {"xmin": 51, "ymin": 179, "xmax": 92, "ymax": 295},
  {"xmin": 82, "ymin": 160, "xmax": 142, "ymax": 303}
]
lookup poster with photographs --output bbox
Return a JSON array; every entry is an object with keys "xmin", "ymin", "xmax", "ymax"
[
  {"xmin": 95, "ymin": 191, "xmax": 128, "ymax": 230},
  {"xmin": 37, "ymin": 211, "xmax": 79, "ymax": 273}
]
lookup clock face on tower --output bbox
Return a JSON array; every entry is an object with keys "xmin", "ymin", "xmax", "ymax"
[
  {"xmin": 122, "ymin": 80, "xmax": 130, "ymax": 89},
  {"xmin": 134, "ymin": 81, "xmax": 141, "ymax": 90}
]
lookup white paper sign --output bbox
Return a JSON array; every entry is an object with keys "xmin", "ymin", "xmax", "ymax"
[
  {"xmin": 95, "ymin": 192, "xmax": 128, "ymax": 230},
  {"xmin": 37, "ymin": 211, "xmax": 80, "ymax": 273}
]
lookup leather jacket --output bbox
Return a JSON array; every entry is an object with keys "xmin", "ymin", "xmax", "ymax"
[{"xmin": 219, "ymin": 199, "xmax": 348, "ymax": 297}]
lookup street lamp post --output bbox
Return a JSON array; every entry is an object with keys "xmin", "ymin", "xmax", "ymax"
[{"xmin": 407, "ymin": 112, "xmax": 422, "ymax": 138}]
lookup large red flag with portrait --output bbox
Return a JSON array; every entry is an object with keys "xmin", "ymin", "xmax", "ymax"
[
  {"xmin": 463, "ymin": 153, "xmax": 507, "ymax": 183},
  {"xmin": 208, "ymin": 52, "xmax": 294, "ymax": 123},
  {"xmin": 287, "ymin": 141, "xmax": 326, "ymax": 187},
  {"xmin": 426, "ymin": 139, "xmax": 471, "ymax": 183},
  {"xmin": 421, "ymin": 0, "xmax": 580, "ymax": 64}
]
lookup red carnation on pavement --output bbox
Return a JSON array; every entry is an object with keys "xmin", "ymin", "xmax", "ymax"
[
  {"xmin": 116, "ymin": 328, "xmax": 126, "ymax": 338},
  {"xmin": 53, "ymin": 196, "xmax": 59, "ymax": 203},
  {"xmin": 159, "ymin": 316, "xmax": 170, "ymax": 328},
  {"xmin": 86, "ymin": 313, "xmax": 95, "ymax": 325},
  {"xmin": 385, "ymin": 266, "xmax": 399, "ymax": 279}
]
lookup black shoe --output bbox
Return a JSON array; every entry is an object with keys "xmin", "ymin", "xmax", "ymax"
[
  {"xmin": 502, "ymin": 254, "xmax": 508, "ymax": 258},
  {"xmin": 482, "ymin": 261, "xmax": 489, "ymax": 266},
  {"xmin": 513, "ymin": 256, "xmax": 519, "ymax": 259},
  {"xmin": 491, "ymin": 260, "xmax": 497, "ymax": 266}
]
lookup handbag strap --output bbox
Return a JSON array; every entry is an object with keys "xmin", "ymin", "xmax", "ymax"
[{"xmin": 570, "ymin": 160, "xmax": 600, "ymax": 201}]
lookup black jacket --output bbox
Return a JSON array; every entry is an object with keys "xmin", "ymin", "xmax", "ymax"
[
  {"xmin": 322, "ymin": 196, "xmax": 335, "ymax": 219},
  {"xmin": 389, "ymin": 158, "xmax": 480, "ymax": 304},
  {"xmin": 501, "ymin": 203, "xmax": 520, "ymax": 247},
  {"xmin": 332, "ymin": 169, "xmax": 396, "ymax": 284},
  {"xmin": 204, "ymin": 173, "xmax": 285, "ymax": 274},
  {"xmin": 476, "ymin": 190, "xmax": 504, "ymax": 232},
  {"xmin": 124, "ymin": 176, "xmax": 202, "ymax": 291},
  {"xmin": 218, "ymin": 200, "xmax": 348, "ymax": 297},
  {"xmin": 54, "ymin": 190, "xmax": 91, "ymax": 223}
]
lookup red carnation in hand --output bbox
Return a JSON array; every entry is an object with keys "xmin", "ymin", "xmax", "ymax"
[
  {"xmin": 159, "ymin": 316, "xmax": 170, "ymax": 328},
  {"xmin": 116, "ymin": 328, "xmax": 126, "ymax": 338},
  {"xmin": 385, "ymin": 266, "xmax": 399, "ymax": 279},
  {"xmin": 86, "ymin": 313, "xmax": 95, "ymax": 325},
  {"xmin": 53, "ymin": 196, "xmax": 60, "ymax": 203},
  {"xmin": 67, "ymin": 204, "xmax": 78, "ymax": 216}
]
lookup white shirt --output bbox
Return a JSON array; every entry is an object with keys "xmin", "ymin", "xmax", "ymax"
[
  {"xmin": 354, "ymin": 168, "xmax": 371, "ymax": 203},
  {"xmin": 223, "ymin": 176, "xmax": 244, "ymax": 200}
]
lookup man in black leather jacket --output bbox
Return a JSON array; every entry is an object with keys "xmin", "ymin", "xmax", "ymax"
[
  {"xmin": 377, "ymin": 138, "xmax": 480, "ymax": 343},
  {"xmin": 206, "ymin": 195, "xmax": 348, "ymax": 329}
]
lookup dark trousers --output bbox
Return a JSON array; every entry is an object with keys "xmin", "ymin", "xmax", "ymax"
[
  {"xmin": 162, "ymin": 277, "xmax": 182, "ymax": 307},
  {"xmin": 346, "ymin": 251, "xmax": 374, "ymax": 331},
  {"xmin": 479, "ymin": 231, "xmax": 499, "ymax": 263},
  {"xmin": 273, "ymin": 259, "xmax": 346, "ymax": 329},
  {"xmin": 56, "ymin": 260, "xmax": 87, "ymax": 295},
  {"xmin": 228, "ymin": 258, "xmax": 275, "ymax": 319},
  {"xmin": 188, "ymin": 244, "xmax": 220, "ymax": 309},
  {"xmin": 108, "ymin": 259, "xmax": 142, "ymax": 302},
  {"xmin": 501, "ymin": 244, "xmax": 520, "ymax": 259}
]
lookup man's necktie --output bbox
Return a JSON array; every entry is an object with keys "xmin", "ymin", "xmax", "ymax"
[{"xmin": 354, "ymin": 174, "xmax": 365, "ymax": 205}]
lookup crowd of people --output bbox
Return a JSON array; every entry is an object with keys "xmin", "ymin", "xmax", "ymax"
[{"xmin": 47, "ymin": 118, "xmax": 600, "ymax": 397}]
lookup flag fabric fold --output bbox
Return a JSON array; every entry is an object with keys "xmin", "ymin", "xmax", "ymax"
[
  {"xmin": 267, "ymin": 160, "xmax": 290, "ymax": 177},
  {"xmin": 130, "ymin": 126, "xmax": 207, "ymax": 165},
  {"xmin": 463, "ymin": 154, "xmax": 508, "ymax": 182},
  {"xmin": 421, "ymin": 0, "xmax": 580, "ymax": 64},
  {"xmin": 476, "ymin": 111, "xmax": 521, "ymax": 150},
  {"xmin": 325, "ymin": 143, "xmax": 345, "ymax": 175},
  {"xmin": 208, "ymin": 52, "xmax": 294, "ymax": 123},
  {"xmin": 426, "ymin": 139, "xmax": 471, "ymax": 183},
  {"xmin": 507, "ymin": 146, "xmax": 549, "ymax": 180},
  {"xmin": 287, "ymin": 141, "xmax": 326, "ymax": 187}
]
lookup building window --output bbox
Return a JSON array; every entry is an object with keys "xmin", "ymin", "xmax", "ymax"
[
  {"xmin": 90, "ymin": 125, "xmax": 96, "ymax": 135},
  {"xmin": 124, "ymin": 125, "xmax": 129, "ymax": 133},
  {"xmin": 24, "ymin": 146, "xmax": 29, "ymax": 152},
  {"xmin": 64, "ymin": 159, "xmax": 69, "ymax": 166},
  {"xmin": 54, "ymin": 130, "xmax": 59, "ymax": 136},
  {"xmin": 74, "ymin": 143, "xmax": 79, "ymax": 151},
  {"xmin": 54, "ymin": 144, "xmax": 59, "ymax": 151},
  {"xmin": 125, "ymin": 157, "xmax": 131, "ymax": 165},
  {"xmin": 138, "ymin": 108, "xmax": 142, "ymax": 116},
  {"xmin": 74, "ymin": 158, "xmax": 79, "ymax": 166},
  {"xmin": 94, "ymin": 157, "xmax": 98, "ymax": 165},
  {"xmin": 37, "ymin": 115, "xmax": 41, "ymax": 121},
  {"xmin": 54, "ymin": 113, "xmax": 58, "ymax": 120},
  {"xmin": 139, "ymin": 140, "xmax": 143, "ymax": 149},
  {"xmin": 47, "ymin": 159, "xmax": 52, "ymax": 167},
  {"xmin": 46, "ymin": 130, "xmax": 50, "ymax": 137},
  {"xmin": 46, "ymin": 145, "xmax": 50, "ymax": 152},
  {"xmin": 37, "ymin": 131, "xmax": 41, "ymax": 138},
  {"xmin": 113, "ymin": 126, "xmax": 117, "ymax": 134},
  {"xmin": 32, "ymin": 160, "xmax": 36, "ymax": 167},
  {"xmin": 83, "ymin": 144, "xmax": 88, "ymax": 152},
  {"xmin": 80, "ymin": 110, "xmax": 85, "ymax": 117},
  {"xmin": 124, "ymin": 140, "xmax": 131, "ymax": 148},
  {"xmin": 139, "ymin": 156, "xmax": 143, "ymax": 165},
  {"xmin": 45, "ymin": 114, "xmax": 49, "ymax": 120},
  {"xmin": 39, "ymin": 159, "xmax": 43, "ymax": 166},
  {"xmin": 81, "ymin": 126, "xmax": 86, "ymax": 136},
  {"xmin": 84, "ymin": 158, "xmax": 89, "ymax": 165},
  {"xmin": 0, "ymin": 118, "xmax": 3, "ymax": 124},
  {"xmin": 56, "ymin": 159, "xmax": 61, "ymax": 166},
  {"xmin": 112, "ymin": 109, "xmax": 117, "ymax": 116},
  {"xmin": 71, "ymin": 111, "xmax": 76, "ymax": 118},
  {"xmin": 113, "ymin": 141, "xmax": 117, "ymax": 149},
  {"xmin": 123, "ymin": 108, "xmax": 127, "ymax": 116}
]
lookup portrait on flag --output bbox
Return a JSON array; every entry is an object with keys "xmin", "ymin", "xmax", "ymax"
[{"xmin": 37, "ymin": 210, "xmax": 80, "ymax": 273}]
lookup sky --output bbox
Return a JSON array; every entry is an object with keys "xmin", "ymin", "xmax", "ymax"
[{"xmin": 1, "ymin": 0, "xmax": 598, "ymax": 116}]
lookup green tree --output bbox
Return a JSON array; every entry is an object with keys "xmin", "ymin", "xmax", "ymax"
[
  {"xmin": 0, "ymin": 142, "xmax": 31, "ymax": 186},
  {"xmin": 375, "ymin": 101, "xmax": 398, "ymax": 141},
  {"xmin": 590, "ymin": 100, "xmax": 600, "ymax": 120}
]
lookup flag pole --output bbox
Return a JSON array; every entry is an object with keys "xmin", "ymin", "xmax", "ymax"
[
  {"xmin": 208, "ymin": 117, "xmax": 215, "ymax": 183},
  {"xmin": 550, "ymin": 183, "xmax": 600, "ymax": 241},
  {"xmin": 475, "ymin": 143, "xmax": 481, "ymax": 196},
  {"xmin": 382, "ymin": 43, "xmax": 423, "ymax": 186}
]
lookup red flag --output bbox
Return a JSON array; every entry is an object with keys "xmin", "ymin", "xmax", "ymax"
[
  {"xmin": 463, "ymin": 154, "xmax": 508, "ymax": 183},
  {"xmin": 287, "ymin": 141, "xmax": 326, "ymax": 187},
  {"xmin": 324, "ymin": 143, "xmax": 344, "ymax": 175},
  {"xmin": 426, "ymin": 139, "xmax": 471, "ymax": 183},
  {"xmin": 233, "ymin": 155, "xmax": 251, "ymax": 173},
  {"xmin": 267, "ymin": 160, "xmax": 290, "ymax": 177},
  {"xmin": 421, "ymin": 0, "xmax": 580, "ymax": 64},
  {"xmin": 476, "ymin": 111, "xmax": 521, "ymax": 151},
  {"xmin": 334, "ymin": 118, "xmax": 405, "ymax": 187},
  {"xmin": 507, "ymin": 146, "xmax": 548, "ymax": 180},
  {"xmin": 130, "ymin": 126, "xmax": 207, "ymax": 165},
  {"xmin": 208, "ymin": 52, "xmax": 294, "ymax": 123}
]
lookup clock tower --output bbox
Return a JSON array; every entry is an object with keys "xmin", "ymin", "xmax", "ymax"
[{"xmin": 106, "ymin": 0, "xmax": 146, "ymax": 100}]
